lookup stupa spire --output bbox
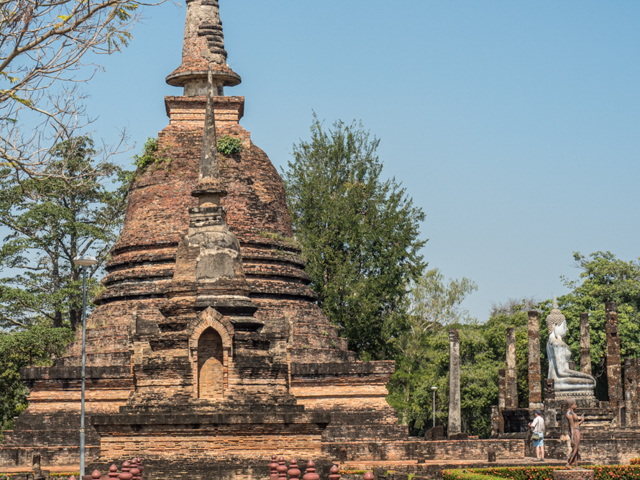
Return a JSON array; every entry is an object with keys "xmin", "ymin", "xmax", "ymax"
[
  {"xmin": 191, "ymin": 68, "xmax": 226, "ymax": 206},
  {"xmin": 199, "ymin": 68, "xmax": 221, "ymax": 181},
  {"xmin": 183, "ymin": 69, "xmax": 256, "ymax": 318},
  {"xmin": 166, "ymin": 0, "xmax": 241, "ymax": 96}
]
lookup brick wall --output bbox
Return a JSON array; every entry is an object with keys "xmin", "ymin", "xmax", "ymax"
[{"xmin": 323, "ymin": 438, "xmax": 524, "ymax": 463}]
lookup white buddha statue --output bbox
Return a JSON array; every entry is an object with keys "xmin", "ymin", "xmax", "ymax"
[{"xmin": 546, "ymin": 298, "xmax": 596, "ymax": 396}]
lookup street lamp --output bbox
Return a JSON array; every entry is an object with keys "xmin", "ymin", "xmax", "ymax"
[
  {"xmin": 431, "ymin": 386, "xmax": 438, "ymax": 428},
  {"xmin": 73, "ymin": 255, "xmax": 97, "ymax": 478}
]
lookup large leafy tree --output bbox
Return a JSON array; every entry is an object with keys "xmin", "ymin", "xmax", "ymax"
[
  {"xmin": 388, "ymin": 293, "xmax": 537, "ymax": 438},
  {"xmin": 389, "ymin": 324, "xmax": 506, "ymax": 438},
  {"xmin": 387, "ymin": 269, "xmax": 477, "ymax": 432},
  {"xmin": 0, "ymin": 135, "xmax": 130, "ymax": 331},
  {"xmin": 283, "ymin": 116, "xmax": 427, "ymax": 360}
]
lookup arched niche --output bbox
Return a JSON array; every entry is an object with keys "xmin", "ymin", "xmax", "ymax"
[
  {"xmin": 189, "ymin": 307, "xmax": 234, "ymax": 399},
  {"xmin": 197, "ymin": 328, "xmax": 224, "ymax": 399}
]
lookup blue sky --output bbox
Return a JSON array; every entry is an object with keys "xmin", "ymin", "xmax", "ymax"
[{"xmin": 82, "ymin": 1, "xmax": 640, "ymax": 321}]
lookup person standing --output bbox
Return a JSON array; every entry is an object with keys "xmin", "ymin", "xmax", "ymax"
[
  {"xmin": 529, "ymin": 410, "xmax": 545, "ymax": 462},
  {"xmin": 566, "ymin": 399, "xmax": 584, "ymax": 468}
]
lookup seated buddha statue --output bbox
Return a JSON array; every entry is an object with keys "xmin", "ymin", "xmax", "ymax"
[{"xmin": 546, "ymin": 298, "xmax": 596, "ymax": 395}]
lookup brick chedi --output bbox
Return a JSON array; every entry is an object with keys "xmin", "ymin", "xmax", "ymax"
[{"xmin": 0, "ymin": 1, "xmax": 406, "ymax": 478}]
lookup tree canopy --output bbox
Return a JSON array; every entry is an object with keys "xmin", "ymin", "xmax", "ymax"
[
  {"xmin": 0, "ymin": 325, "xmax": 73, "ymax": 436},
  {"xmin": 0, "ymin": 136, "xmax": 130, "ymax": 331},
  {"xmin": 283, "ymin": 116, "xmax": 427, "ymax": 360},
  {"xmin": 387, "ymin": 268, "xmax": 477, "ymax": 433}
]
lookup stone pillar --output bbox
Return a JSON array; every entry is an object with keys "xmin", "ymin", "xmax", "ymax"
[
  {"xmin": 498, "ymin": 368, "xmax": 506, "ymax": 434},
  {"xmin": 579, "ymin": 313, "xmax": 592, "ymax": 375},
  {"xmin": 448, "ymin": 329, "xmax": 461, "ymax": 437},
  {"xmin": 490, "ymin": 405, "xmax": 500, "ymax": 438},
  {"xmin": 505, "ymin": 327, "xmax": 518, "ymax": 408},
  {"xmin": 527, "ymin": 311, "xmax": 542, "ymax": 407},
  {"xmin": 624, "ymin": 358, "xmax": 638, "ymax": 427},
  {"xmin": 543, "ymin": 379, "xmax": 558, "ymax": 429},
  {"xmin": 606, "ymin": 302, "xmax": 623, "ymax": 409}
]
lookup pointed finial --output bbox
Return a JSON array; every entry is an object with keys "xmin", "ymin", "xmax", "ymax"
[
  {"xmin": 303, "ymin": 461, "xmax": 319, "ymax": 480},
  {"xmin": 287, "ymin": 459, "xmax": 301, "ymax": 480},
  {"xmin": 191, "ymin": 65, "xmax": 228, "ymax": 204},
  {"xmin": 277, "ymin": 456, "xmax": 288, "ymax": 480},
  {"xmin": 166, "ymin": 0, "xmax": 241, "ymax": 95},
  {"xmin": 200, "ymin": 66, "xmax": 220, "ymax": 180},
  {"xmin": 546, "ymin": 295, "xmax": 566, "ymax": 335},
  {"xmin": 269, "ymin": 456, "xmax": 279, "ymax": 480}
]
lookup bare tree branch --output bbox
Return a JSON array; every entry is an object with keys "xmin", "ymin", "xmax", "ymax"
[{"xmin": 0, "ymin": 0, "xmax": 163, "ymax": 178}]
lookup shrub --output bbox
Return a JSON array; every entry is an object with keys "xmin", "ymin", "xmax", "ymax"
[
  {"xmin": 217, "ymin": 135, "xmax": 242, "ymax": 156},
  {"xmin": 133, "ymin": 137, "xmax": 170, "ymax": 173},
  {"xmin": 443, "ymin": 465, "xmax": 640, "ymax": 480},
  {"xmin": 442, "ymin": 470, "xmax": 505, "ymax": 480}
]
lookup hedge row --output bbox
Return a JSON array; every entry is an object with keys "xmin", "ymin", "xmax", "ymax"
[{"xmin": 443, "ymin": 465, "xmax": 640, "ymax": 480}]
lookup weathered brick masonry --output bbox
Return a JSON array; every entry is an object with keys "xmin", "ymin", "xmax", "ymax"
[
  {"xmin": 0, "ymin": 0, "xmax": 409, "ymax": 477},
  {"xmin": 0, "ymin": 1, "xmax": 528, "ymax": 477}
]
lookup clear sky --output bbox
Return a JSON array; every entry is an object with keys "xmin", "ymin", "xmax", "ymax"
[{"xmin": 81, "ymin": 0, "xmax": 640, "ymax": 321}]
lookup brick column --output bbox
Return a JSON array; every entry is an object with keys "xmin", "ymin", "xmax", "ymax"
[
  {"xmin": 606, "ymin": 302, "xmax": 623, "ymax": 409},
  {"xmin": 579, "ymin": 313, "xmax": 592, "ymax": 374},
  {"xmin": 505, "ymin": 327, "xmax": 518, "ymax": 408},
  {"xmin": 527, "ymin": 311, "xmax": 542, "ymax": 407},
  {"xmin": 498, "ymin": 368, "xmax": 506, "ymax": 434},
  {"xmin": 490, "ymin": 405, "xmax": 500, "ymax": 438},
  {"xmin": 448, "ymin": 329, "xmax": 461, "ymax": 437},
  {"xmin": 624, "ymin": 358, "xmax": 638, "ymax": 427},
  {"xmin": 543, "ymin": 379, "xmax": 557, "ymax": 428}
]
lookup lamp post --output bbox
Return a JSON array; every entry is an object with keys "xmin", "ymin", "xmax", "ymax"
[
  {"xmin": 431, "ymin": 386, "xmax": 438, "ymax": 428},
  {"xmin": 73, "ymin": 255, "xmax": 97, "ymax": 479}
]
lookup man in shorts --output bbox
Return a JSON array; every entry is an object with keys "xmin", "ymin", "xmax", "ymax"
[{"xmin": 529, "ymin": 410, "xmax": 545, "ymax": 461}]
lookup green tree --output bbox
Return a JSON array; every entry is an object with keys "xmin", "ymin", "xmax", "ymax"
[
  {"xmin": 0, "ymin": 136, "xmax": 131, "ymax": 331},
  {"xmin": 0, "ymin": 325, "xmax": 74, "ymax": 439},
  {"xmin": 388, "ymin": 269, "xmax": 477, "ymax": 429},
  {"xmin": 544, "ymin": 251, "xmax": 640, "ymax": 397},
  {"xmin": 388, "ymin": 293, "xmax": 539, "ymax": 438},
  {"xmin": 483, "ymin": 300, "xmax": 535, "ymax": 408},
  {"xmin": 283, "ymin": 116, "xmax": 427, "ymax": 360},
  {"xmin": 389, "ymin": 323, "xmax": 505, "ymax": 438}
]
